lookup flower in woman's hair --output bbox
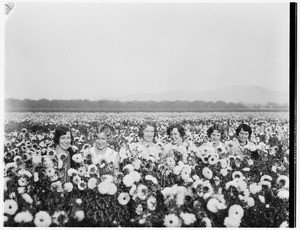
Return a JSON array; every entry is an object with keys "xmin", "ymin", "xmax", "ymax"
[
  {"xmin": 202, "ymin": 167, "xmax": 213, "ymax": 180},
  {"xmin": 72, "ymin": 154, "xmax": 83, "ymax": 164},
  {"xmin": 118, "ymin": 192, "xmax": 131, "ymax": 205},
  {"xmin": 72, "ymin": 175, "xmax": 81, "ymax": 185},
  {"xmin": 74, "ymin": 210, "xmax": 85, "ymax": 222},
  {"xmin": 163, "ymin": 214, "xmax": 182, "ymax": 227},
  {"xmin": 22, "ymin": 193, "xmax": 33, "ymax": 204},
  {"xmin": 52, "ymin": 211, "xmax": 68, "ymax": 226},
  {"xmin": 123, "ymin": 174, "xmax": 135, "ymax": 187},
  {"xmin": 135, "ymin": 204, "xmax": 143, "ymax": 215},
  {"xmin": 208, "ymin": 153, "xmax": 219, "ymax": 165},
  {"xmin": 4, "ymin": 199, "xmax": 18, "ymax": 215},
  {"xmin": 249, "ymin": 183, "xmax": 262, "ymax": 194},
  {"xmin": 228, "ymin": 204, "xmax": 244, "ymax": 218},
  {"xmin": 14, "ymin": 211, "xmax": 33, "ymax": 223},
  {"xmin": 224, "ymin": 216, "xmax": 241, "ymax": 227},
  {"xmin": 67, "ymin": 168, "xmax": 78, "ymax": 177},
  {"xmin": 277, "ymin": 188, "xmax": 289, "ymax": 199},
  {"xmin": 147, "ymin": 196, "xmax": 157, "ymax": 211},
  {"xmin": 277, "ymin": 175, "xmax": 289, "ymax": 189},
  {"xmin": 78, "ymin": 181, "xmax": 87, "ymax": 190},
  {"xmin": 145, "ymin": 175, "xmax": 158, "ymax": 184},
  {"xmin": 126, "ymin": 170, "xmax": 139, "ymax": 181},
  {"xmin": 63, "ymin": 182, "xmax": 73, "ymax": 192},
  {"xmin": 137, "ymin": 184, "xmax": 148, "ymax": 200},
  {"xmin": 87, "ymin": 177, "xmax": 98, "ymax": 189},
  {"xmin": 34, "ymin": 211, "xmax": 52, "ymax": 227},
  {"xmin": 180, "ymin": 212, "xmax": 196, "ymax": 226},
  {"xmin": 107, "ymin": 183, "xmax": 117, "ymax": 195},
  {"xmin": 18, "ymin": 177, "xmax": 28, "ymax": 186},
  {"xmin": 123, "ymin": 164, "xmax": 134, "ymax": 173}
]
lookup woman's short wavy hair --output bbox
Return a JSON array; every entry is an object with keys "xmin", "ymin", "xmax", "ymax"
[
  {"xmin": 138, "ymin": 121, "xmax": 158, "ymax": 140},
  {"xmin": 95, "ymin": 124, "xmax": 114, "ymax": 141},
  {"xmin": 53, "ymin": 126, "xmax": 74, "ymax": 146},
  {"xmin": 207, "ymin": 124, "xmax": 225, "ymax": 139},
  {"xmin": 236, "ymin": 123, "xmax": 252, "ymax": 139},
  {"xmin": 167, "ymin": 123, "xmax": 185, "ymax": 138}
]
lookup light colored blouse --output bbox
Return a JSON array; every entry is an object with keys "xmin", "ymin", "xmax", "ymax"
[
  {"xmin": 229, "ymin": 139, "xmax": 256, "ymax": 157},
  {"xmin": 129, "ymin": 142, "xmax": 161, "ymax": 161},
  {"xmin": 162, "ymin": 142, "xmax": 188, "ymax": 163},
  {"xmin": 89, "ymin": 145, "xmax": 118, "ymax": 167}
]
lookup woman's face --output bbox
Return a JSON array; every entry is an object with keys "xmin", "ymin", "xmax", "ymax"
[
  {"xmin": 211, "ymin": 130, "xmax": 221, "ymax": 144},
  {"xmin": 58, "ymin": 131, "xmax": 71, "ymax": 150},
  {"xmin": 238, "ymin": 128, "xmax": 250, "ymax": 143},
  {"xmin": 170, "ymin": 128, "xmax": 183, "ymax": 145},
  {"xmin": 95, "ymin": 132, "xmax": 109, "ymax": 150},
  {"xmin": 143, "ymin": 125, "xmax": 155, "ymax": 142}
]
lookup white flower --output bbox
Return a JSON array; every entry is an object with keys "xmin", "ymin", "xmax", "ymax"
[
  {"xmin": 259, "ymin": 195, "xmax": 265, "ymax": 203},
  {"xmin": 34, "ymin": 211, "xmax": 52, "ymax": 227},
  {"xmin": 145, "ymin": 175, "xmax": 158, "ymax": 184},
  {"xmin": 137, "ymin": 184, "xmax": 148, "ymax": 200},
  {"xmin": 4, "ymin": 199, "xmax": 18, "ymax": 215},
  {"xmin": 248, "ymin": 159, "xmax": 254, "ymax": 166},
  {"xmin": 202, "ymin": 217, "xmax": 212, "ymax": 227},
  {"xmin": 64, "ymin": 182, "xmax": 73, "ymax": 192},
  {"xmin": 45, "ymin": 167, "xmax": 56, "ymax": 177},
  {"xmin": 202, "ymin": 167, "xmax": 213, "ymax": 179},
  {"xmin": 18, "ymin": 187, "xmax": 26, "ymax": 194},
  {"xmin": 118, "ymin": 192, "xmax": 130, "ymax": 205},
  {"xmin": 88, "ymin": 164, "xmax": 98, "ymax": 175},
  {"xmin": 173, "ymin": 165, "xmax": 182, "ymax": 175},
  {"xmin": 219, "ymin": 158, "xmax": 229, "ymax": 169},
  {"xmin": 78, "ymin": 181, "xmax": 87, "ymax": 190},
  {"xmin": 276, "ymin": 175, "xmax": 289, "ymax": 189},
  {"xmin": 52, "ymin": 211, "xmax": 68, "ymax": 226},
  {"xmin": 180, "ymin": 212, "xmax": 196, "ymax": 226},
  {"xmin": 14, "ymin": 211, "xmax": 33, "ymax": 223},
  {"xmin": 33, "ymin": 172, "xmax": 39, "ymax": 182},
  {"xmin": 102, "ymin": 174, "xmax": 114, "ymax": 183},
  {"xmin": 207, "ymin": 198, "xmax": 220, "ymax": 213},
  {"xmin": 247, "ymin": 197, "xmax": 255, "ymax": 207},
  {"xmin": 107, "ymin": 183, "xmax": 118, "ymax": 195},
  {"xmin": 98, "ymin": 181, "xmax": 110, "ymax": 194},
  {"xmin": 279, "ymin": 221, "xmax": 289, "ymax": 228},
  {"xmin": 260, "ymin": 175, "xmax": 273, "ymax": 182},
  {"xmin": 249, "ymin": 183, "xmax": 262, "ymax": 194},
  {"xmin": 72, "ymin": 175, "xmax": 81, "ymax": 185},
  {"xmin": 88, "ymin": 177, "xmax": 98, "ymax": 189},
  {"xmin": 72, "ymin": 153, "xmax": 83, "ymax": 163},
  {"xmin": 147, "ymin": 196, "xmax": 157, "ymax": 211},
  {"xmin": 132, "ymin": 159, "xmax": 142, "ymax": 170},
  {"xmin": 123, "ymin": 174, "xmax": 135, "ymax": 187},
  {"xmin": 51, "ymin": 181, "xmax": 63, "ymax": 192},
  {"xmin": 129, "ymin": 184, "xmax": 137, "ymax": 196},
  {"xmin": 22, "ymin": 193, "xmax": 33, "ymax": 204},
  {"xmin": 208, "ymin": 154, "xmax": 219, "ymax": 165},
  {"xmin": 224, "ymin": 216, "xmax": 241, "ymax": 227},
  {"xmin": 67, "ymin": 168, "xmax": 78, "ymax": 177},
  {"xmin": 220, "ymin": 168, "xmax": 228, "ymax": 177},
  {"xmin": 18, "ymin": 177, "xmax": 28, "ymax": 186},
  {"xmin": 135, "ymin": 204, "xmax": 143, "ymax": 215},
  {"xmin": 74, "ymin": 210, "xmax": 85, "ymax": 222},
  {"xmin": 164, "ymin": 214, "xmax": 181, "ymax": 227},
  {"xmin": 76, "ymin": 198, "xmax": 83, "ymax": 205},
  {"xmin": 228, "ymin": 204, "xmax": 244, "ymax": 218},
  {"xmin": 123, "ymin": 164, "xmax": 134, "ymax": 172},
  {"xmin": 277, "ymin": 188, "xmax": 289, "ymax": 199}
]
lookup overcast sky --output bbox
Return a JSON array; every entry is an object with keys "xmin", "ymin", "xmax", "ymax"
[{"xmin": 4, "ymin": 2, "xmax": 290, "ymax": 100}]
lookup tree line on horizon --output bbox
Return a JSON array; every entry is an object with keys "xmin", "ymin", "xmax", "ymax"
[{"xmin": 5, "ymin": 98, "xmax": 289, "ymax": 112}]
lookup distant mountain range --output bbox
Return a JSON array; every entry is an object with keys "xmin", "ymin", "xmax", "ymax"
[{"xmin": 114, "ymin": 85, "xmax": 289, "ymax": 105}]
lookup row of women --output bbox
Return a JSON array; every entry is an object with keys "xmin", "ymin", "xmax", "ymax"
[{"xmin": 54, "ymin": 122, "xmax": 255, "ymax": 182}]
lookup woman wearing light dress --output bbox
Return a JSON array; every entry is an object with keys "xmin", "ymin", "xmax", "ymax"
[
  {"xmin": 129, "ymin": 121, "xmax": 162, "ymax": 161},
  {"xmin": 229, "ymin": 123, "xmax": 256, "ymax": 157},
  {"xmin": 163, "ymin": 123, "xmax": 188, "ymax": 163},
  {"xmin": 88, "ymin": 124, "xmax": 120, "ymax": 171}
]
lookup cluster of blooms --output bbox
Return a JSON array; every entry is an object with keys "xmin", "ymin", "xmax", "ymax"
[{"xmin": 3, "ymin": 112, "xmax": 289, "ymax": 227}]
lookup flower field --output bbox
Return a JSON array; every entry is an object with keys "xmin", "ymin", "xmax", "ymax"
[{"xmin": 3, "ymin": 112, "xmax": 290, "ymax": 227}]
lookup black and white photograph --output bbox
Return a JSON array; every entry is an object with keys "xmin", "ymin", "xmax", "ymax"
[{"xmin": 2, "ymin": 0, "xmax": 295, "ymax": 228}]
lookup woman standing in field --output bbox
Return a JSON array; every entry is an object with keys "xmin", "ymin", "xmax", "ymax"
[
  {"xmin": 229, "ymin": 123, "xmax": 256, "ymax": 157},
  {"xmin": 54, "ymin": 126, "xmax": 76, "ymax": 182},
  {"xmin": 200, "ymin": 124, "xmax": 227, "ymax": 157},
  {"xmin": 163, "ymin": 123, "xmax": 188, "ymax": 163},
  {"xmin": 129, "ymin": 121, "xmax": 162, "ymax": 161},
  {"xmin": 87, "ymin": 124, "xmax": 120, "ymax": 171}
]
